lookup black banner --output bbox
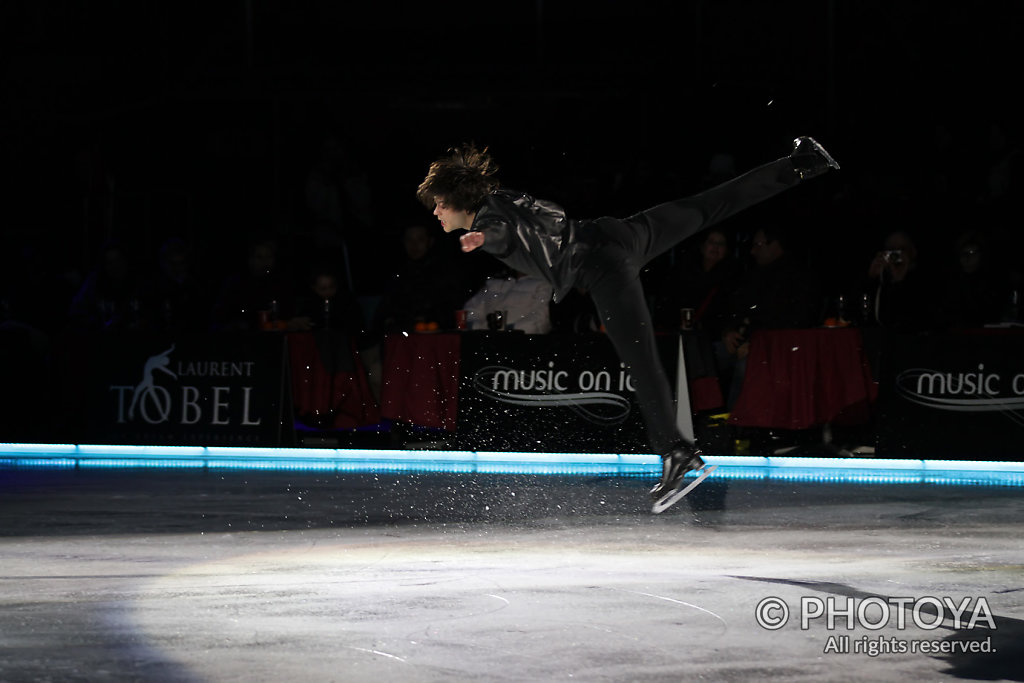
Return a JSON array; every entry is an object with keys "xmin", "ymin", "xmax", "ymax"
[
  {"xmin": 80, "ymin": 333, "xmax": 289, "ymax": 446},
  {"xmin": 877, "ymin": 330, "xmax": 1024, "ymax": 459},
  {"xmin": 455, "ymin": 332, "xmax": 678, "ymax": 453}
]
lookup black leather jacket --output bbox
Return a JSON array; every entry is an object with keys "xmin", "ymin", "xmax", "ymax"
[{"xmin": 471, "ymin": 189, "xmax": 591, "ymax": 303}]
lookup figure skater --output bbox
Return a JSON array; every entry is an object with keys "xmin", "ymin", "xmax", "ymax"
[{"xmin": 416, "ymin": 137, "xmax": 839, "ymax": 508}]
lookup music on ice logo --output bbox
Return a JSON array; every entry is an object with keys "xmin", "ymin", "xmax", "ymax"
[
  {"xmin": 472, "ymin": 362, "xmax": 637, "ymax": 426},
  {"xmin": 108, "ymin": 344, "xmax": 263, "ymax": 427},
  {"xmin": 895, "ymin": 364, "xmax": 1024, "ymax": 422}
]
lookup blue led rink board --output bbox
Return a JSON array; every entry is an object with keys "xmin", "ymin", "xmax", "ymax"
[{"xmin": 1, "ymin": 443, "xmax": 1023, "ymax": 487}]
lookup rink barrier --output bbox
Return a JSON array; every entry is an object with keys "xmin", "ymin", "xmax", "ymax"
[{"xmin": 1, "ymin": 443, "xmax": 1023, "ymax": 487}]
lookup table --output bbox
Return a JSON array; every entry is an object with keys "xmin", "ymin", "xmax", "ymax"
[
  {"xmin": 287, "ymin": 332, "xmax": 380, "ymax": 430},
  {"xmin": 728, "ymin": 328, "xmax": 877, "ymax": 430},
  {"xmin": 379, "ymin": 333, "xmax": 462, "ymax": 431}
]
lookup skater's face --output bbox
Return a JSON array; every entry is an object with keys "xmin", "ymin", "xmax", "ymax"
[{"xmin": 432, "ymin": 197, "xmax": 475, "ymax": 233}]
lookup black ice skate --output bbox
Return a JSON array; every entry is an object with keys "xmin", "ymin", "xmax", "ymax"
[
  {"xmin": 650, "ymin": 443, "xmax": 717, "ymax": 514},
  {"xmin": 790, "ymin": 136, "xmax": 840, "ymax": 180}
]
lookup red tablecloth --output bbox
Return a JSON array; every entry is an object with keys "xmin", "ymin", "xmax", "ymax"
[
  {"xmin": 380, "ymin": 333, "xmax": 462, "ymax": 431},
  {"xmin": 729, "ymin": 328, "xmax": 877, "ymax": 429},
  {"xmin": 287, "ymin": 332, "xmax": 380, "ymax": 429}
]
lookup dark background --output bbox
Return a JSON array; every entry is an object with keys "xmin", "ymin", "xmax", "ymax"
[{"xmin": 2, "ymin": 0, "xmax": 1021, "ymax": 307}]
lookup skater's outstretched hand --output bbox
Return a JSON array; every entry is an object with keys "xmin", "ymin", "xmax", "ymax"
[{"xmin": 461, "ymin": 231, "xmax": 485, "ymax": 252}]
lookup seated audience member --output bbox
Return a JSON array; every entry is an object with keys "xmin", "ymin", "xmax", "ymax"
[
  {"xmin": 653, "ymin": 227, "xmax": 738, "ymax": 336},
  {"xmin": 862, "ymin": 229, "xmax": 938, "ymax": 331},
  {"xmin": 292, "ymin": 265, "xmax": 365, "ymax": 336},
  {"xmin": 939, "ymin": 230, "xmax": 1009, "ymax": 328},
  {"xmin": 289, "ymin": 263, "xmax": 380, "ymax": 430},
  {"xmin": 462, "ymin": 268, "xmax": 554, "ymax": 333},
  {"xmin": 68, "ymin": 239, "xmax": 143, "ymax": 331},
  {"xmin": 718, "ymin": 225, "xmax": 821, "ymax": 407},
  {"xmin": 140, "ymin": 237, "xmax": 209, "ymax": 333},
  {"xmin": 372, "ymin": 224, "xmax": 463, "ymax": 335},
  {"xmin": 211, "ymin": 235, "xmax": 296, "ymax": 331}
]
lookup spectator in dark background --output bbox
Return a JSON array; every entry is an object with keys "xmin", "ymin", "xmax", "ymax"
[
  {"xmin": 650, "ymin": 227, "xmax": 740, "ymax": 417},
  {"xmin": 652, "ymin": 227, "xmax": 738, "ymax": 337},
  {"xmin": 718, "ymin": 225, "xmax": 822, "ymax": 407},
  {"xmin": 371, "ymin": 224, "xmax": 463, "ymax": 336},
  {"xmin": 288, "ymin": 263, "xmax": 381, "ymax": 429},
  {"xmin": 723, "ymin": 226, "xmax": 822, "ymax": 335},
  {"xmin": 292, "ymin": 264, "xmax": 365, "ymax": 336},
  {"xmin": 67, "ymin": 239, "xmax": 143, "ymax": 332},
  {"xmin": 939, "ymin": 229, "xmax": 1009, "ymax": 328},
  {"xmin": 978, "ymin": 121, "xmax": 1022, "ymax": 221},
  {"xmin": 862, "ymin": 229, "xmax": 939, "ymax": 332},
  {"xmin": 140, "ymin": 237, "xmax": 209, "ymax": 333},
  {"xmin": 211, "ymin": 235, "xmax": 296, "ymax": 332}
]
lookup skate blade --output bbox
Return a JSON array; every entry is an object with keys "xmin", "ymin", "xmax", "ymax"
[
  {"xmin": 808, "ymin": 137, "xmax": 840, "ymax": 170},
  {"xmin": 651, "ymin": 464, "xmax": 718, "ymax": 514}
]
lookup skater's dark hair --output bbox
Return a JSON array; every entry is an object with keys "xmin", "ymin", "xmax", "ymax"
[{"xmin": 417, "ymin": 143, "xmax": 499, "ymax": 212}]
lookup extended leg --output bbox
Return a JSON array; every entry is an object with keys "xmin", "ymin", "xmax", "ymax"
[
  {"xmin": 626, "ymin": 137, "xmax": 838, "ymax": 263},
  {"xmin": 578, "ymin": 153, "xmax": 806, "ymax": 450},
  {"xmin": 580, "ymin": 137, "xmax": 837, "ymax": 494}
]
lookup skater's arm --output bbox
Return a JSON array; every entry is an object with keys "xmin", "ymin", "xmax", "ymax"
[
  {"xmin": 469, "ymin": 216, "xmax": 516, "ymax": 258},
  {"xmin": 461, "ymin": 231, "xmax": 485, "ymax": 252}
]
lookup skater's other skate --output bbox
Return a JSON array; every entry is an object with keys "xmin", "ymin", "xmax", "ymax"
[
  {"xmin": 650, "ymin": 442, "xmax": 705, "ymax": 501},
  {"xmin": 790, "ymin": 136, "xmax": 840, "ymax": 180}
]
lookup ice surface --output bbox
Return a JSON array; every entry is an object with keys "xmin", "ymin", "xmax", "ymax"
[{"xmin": 1, "ymin": 469, "xmax": 1022, "ymax": 681}]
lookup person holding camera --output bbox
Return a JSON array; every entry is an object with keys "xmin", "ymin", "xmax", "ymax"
[
  {"xmin": 867, "ymin": 230, "xmax": 916, "ymax": 286},
  {"xmin": 863, "ymin": 230, "xmax": 939, "ymax": 331}
]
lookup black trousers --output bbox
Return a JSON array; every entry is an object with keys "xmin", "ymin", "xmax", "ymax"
[{"xmin": 577, "ymin": 156, "xmax": 801, "ymax": 454}]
